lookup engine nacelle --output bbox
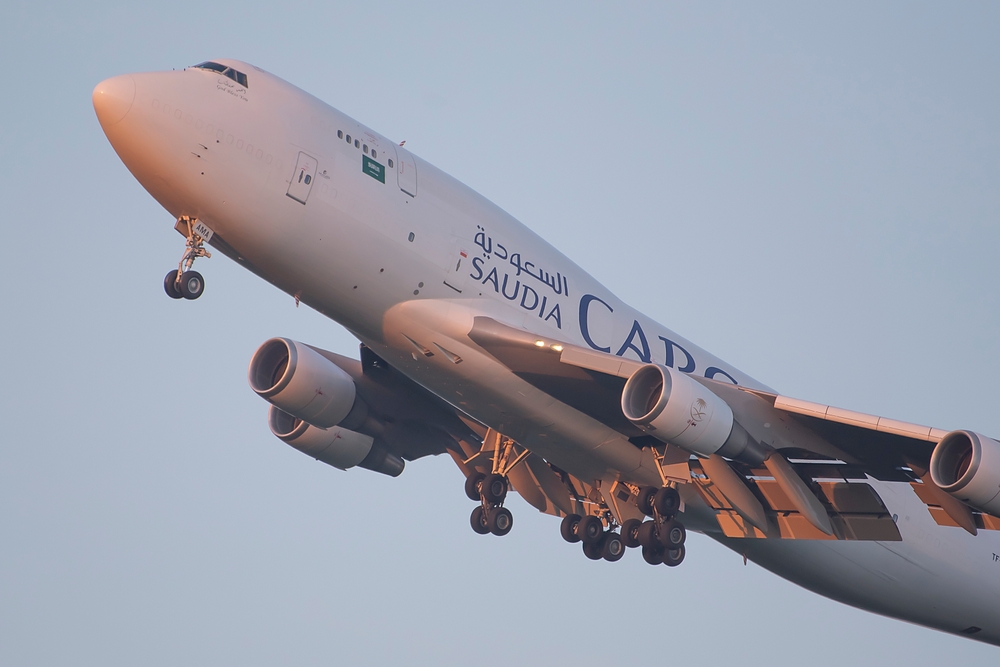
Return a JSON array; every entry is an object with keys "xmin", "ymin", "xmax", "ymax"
[
  {"xmin": 249, "ymin": 337, "xmax": 367, "ymax": 429},
  {"xmin": 622, "ymin": 364, "xmax": 759, "ymax": 460},
  {"xmin": 930, "ymin": 430, "xmax": 1000, "ymax": 516},
  {"xmin": 269, "ymin": 406, "xmax": 404, "ymax": 477}
]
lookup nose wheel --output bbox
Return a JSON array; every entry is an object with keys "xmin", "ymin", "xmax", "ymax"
[
  {"xmin": 164, "ymin": 269, "xmax": 205, "ymax": 300},
  {"xmin": 164, "ymin": 216, "xmax": 211, "ymax": 300}
]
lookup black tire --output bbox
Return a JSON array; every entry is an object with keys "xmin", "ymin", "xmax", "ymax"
[
  {"xmin": 582, "ymin": 537, "xmax": 605, "ymax": 560},
  {"xmin": 577, "ymin": 515, "xmax": 604, "ymax": 546},
  {"xmin": 641, "ymin": 545, "xmax": 663, "ymax": 566},
  {"xmin": 637, "ymin": 486, "xmax": 657, "ymax": 517},
  {"xmin": 663, "ymin": 545, "xmax": 685, "ymax": 567},
  {"xmin": 179, "ymin": 270, "xmax": 205, "ymax": 300},
  {"xmin": 654, "ymin": 486, "xmax": 681, "ymax": 517},
  {"xmin": 163, "ymin": 270, "xmax": 183, "ymax": 299},
  {"xmin": 488, "ymin": 507, "xmax": 513, "ymax": 536},
  {"xmin": 621, "ymin": 518, "xmax": 643, "ymax": 548},
  {"xmin": 658, "ymin": 519, "xmax": 686, "ymax": 548},
  {"xmin": 470, "ymin": 506, "xmax": 490, "ymax": 535},
  {"xmin": 482, "ymin": 473, "xmax": 508, "ymax": 504},
  {"xmin": 560, "ymin": 514, "xmax": 582, "ymax": 543},
  {"xmin": 464, "ymin": 472, "xmax": 485, "ymax": 501},
  {"xmin": 602, "ymin": 533, "xmax": 625, "ymax": 562},
  {"xmin": 637, "ymin": 520, "xmax": 658, "ymax": 548}
]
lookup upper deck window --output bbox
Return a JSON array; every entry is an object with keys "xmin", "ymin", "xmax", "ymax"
[{"xmin": 192, "ymin": 62, "xmax": 249, "ymax": 88}]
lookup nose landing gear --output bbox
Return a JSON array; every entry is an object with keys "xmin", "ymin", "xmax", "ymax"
[{"xmin": 164, "ymin": 216, "xmax": 211, "ymax": 300}]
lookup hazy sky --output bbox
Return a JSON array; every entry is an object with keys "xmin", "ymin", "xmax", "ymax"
[{"xmin": 3, "ymin": 2, "xmax": 1000, "ymax": 665}]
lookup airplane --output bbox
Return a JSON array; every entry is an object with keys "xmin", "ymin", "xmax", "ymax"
[{"xmin": 93, "ymin": 59, "xmax": 1000, "ymax": 646}]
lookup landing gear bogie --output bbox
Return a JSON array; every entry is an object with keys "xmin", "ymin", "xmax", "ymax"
[
  {"xmin": 580, "ymin": 527, "xmax": 626, "ymax": 562},
  {"xmin": 463, "ymin": 429, "xmax": 523, "ymax": 537},
  {"xmin": 628, "ymin": 484, "xmax": 687, "ymax": 566}
]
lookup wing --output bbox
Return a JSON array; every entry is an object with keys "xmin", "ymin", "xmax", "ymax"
[{"xmin": 467, "ymin": 316, "xmax": 996, "ymax": 538}]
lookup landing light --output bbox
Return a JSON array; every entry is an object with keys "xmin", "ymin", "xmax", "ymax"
[
  {"xmin": 551, "ymin": 345, "xmax": 563, "ymax": 352},
  {"xmin": 534, "ymin": 340, "xmax": 545, "ymax": 347}
]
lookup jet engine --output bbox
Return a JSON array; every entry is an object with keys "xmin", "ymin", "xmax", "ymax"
[
  {"xmin": 249, "ymin": 337, "xmax": 368, "ymax": 430},
  {"xmin": 621, "ymin": 364, "xmax": 765, "ymax": 462},
  {"xmin": 269, "ymin": 406, "xmax": 404, "ymax": 477},
  {"xmin": 930, "ymin": 430, "xmax": 1000, "ymax": 517}
]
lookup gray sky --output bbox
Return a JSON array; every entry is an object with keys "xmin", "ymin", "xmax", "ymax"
[{"xmin": 2, "ymin": 2, "xmax": 999, "ymax": 664}]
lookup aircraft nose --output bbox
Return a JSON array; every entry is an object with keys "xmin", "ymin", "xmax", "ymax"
[{"xmin": 92, "ymin": 75, "xmax": 136, "ymax": 127}]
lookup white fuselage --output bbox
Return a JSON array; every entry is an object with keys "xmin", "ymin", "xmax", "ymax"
[{"xmin": 95, "ymin": 60, "xmax": 1000, "ymax": 646}]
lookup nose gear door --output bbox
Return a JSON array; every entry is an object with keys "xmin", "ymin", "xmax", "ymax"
[{"xmin": 287, "ymin": 151, "xmax": 318, "ymax": 204}]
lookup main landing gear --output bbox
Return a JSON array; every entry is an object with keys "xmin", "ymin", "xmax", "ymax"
[
  {"xmin": 465, "ymin": 430, "xmax": 528, "ymax": 538},
  {"xmin": 466, "ymin": 472, "xmax": 513, "ymax": 536},
  {"xmin": 164, "ymin": 216, "xmax": 210, "ymax": 300},
  {"xmin": 559, "ymin": 513, "xmax": 626, "ymax": 562},
  {"xmin": 560, "ymin": 485, "xmax": 686, "ymax": 566}
]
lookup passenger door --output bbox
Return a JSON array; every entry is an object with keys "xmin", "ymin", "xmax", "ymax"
[
  {"xmin": 395, "ymin": 146, "xmax": 417, "ymax": 197},
  {"xmin": 287, "ymin": 151, "xmax": 318, "ymax": 204}
]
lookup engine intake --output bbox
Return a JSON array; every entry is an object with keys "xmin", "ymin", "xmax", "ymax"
[
  {"xmin": 621, "ymin": 364, "xmax": 765, "ymax": 463},
  {"xmin": 249, "ymin": 337, "xmax": 367, "ymax": 429},
  {"xmin": 930, "ymin": 430, "xmax": 1000, "ymax": 517},
  {"xmin": 269, "ymin": 406, "xmax": 404, "ymax": 477}
]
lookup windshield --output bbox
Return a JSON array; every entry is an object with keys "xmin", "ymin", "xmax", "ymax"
[{"xmin": 192, "ymin": 61, "xmax": 248, "ymax": 88}]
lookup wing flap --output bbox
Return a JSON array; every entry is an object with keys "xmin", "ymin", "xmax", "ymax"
[{"xmin": 692, "ymin": 459, "xmax": 902, "ymax": 541}]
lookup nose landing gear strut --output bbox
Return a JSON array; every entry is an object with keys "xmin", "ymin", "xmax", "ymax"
[{"xmin": 164, "ymin": 216, "xmax": 211, "ymax": 300}]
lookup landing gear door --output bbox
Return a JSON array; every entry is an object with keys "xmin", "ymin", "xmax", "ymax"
[
  {"xmin": 395, "ymin": 146, "xmax": 417, "ymax": 197},
  {"xmin": 287, "ymin": 151, "xmax": 318, "ymax": 204}
]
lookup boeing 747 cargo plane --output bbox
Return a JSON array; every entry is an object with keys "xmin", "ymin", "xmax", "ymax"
[{"xmin": 93, "ymin": 60, "xmax": 1000, "ymax": 645}]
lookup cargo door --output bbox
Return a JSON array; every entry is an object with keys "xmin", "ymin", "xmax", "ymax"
[{"xmin": 287, "ymin": 151, "xmax": 318, "ymax": 204}]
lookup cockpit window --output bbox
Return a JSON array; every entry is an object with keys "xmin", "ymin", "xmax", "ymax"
[
  {"xmin": 192, "ymin": 61, "xmax": 249, "ymax": 88},
  {"xmin": 193, "ymin": 61, "xmax": 227, "ymax": 73}
]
